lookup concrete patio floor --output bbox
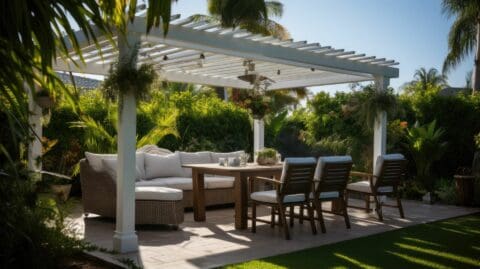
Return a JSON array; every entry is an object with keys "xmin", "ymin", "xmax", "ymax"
[{"xmin": 68, "ymin": 199, "xmax": 479, "ymax": 269}]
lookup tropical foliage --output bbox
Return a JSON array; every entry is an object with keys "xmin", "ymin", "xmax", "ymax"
[
  {"xmin": 406, "ymin": 120, "xmax": 448, "ymax": 192},
  {"xmin": 442, "ymin": 0, "xmax": 480, "ymax": 93}
]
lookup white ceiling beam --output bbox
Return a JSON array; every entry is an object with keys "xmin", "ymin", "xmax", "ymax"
[
  {"xmin": 136, "ymin": 20, "xmax": 398, "ymax": 77},
  {"xmin": 340, "ymin": 53, "xmax": 365, "ymax": 59}
]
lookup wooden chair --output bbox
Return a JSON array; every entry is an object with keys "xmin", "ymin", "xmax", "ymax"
[
  {"xmin": 311, "ymin": 156, "xmax": 353, "ymax": 233},
  {"xmin": 249, "ymin": 157, "xmax": 317, "ymax": 240},
  {"xmin": 346, "ymin": 154, "xmax": 407, "ymax": 221}
]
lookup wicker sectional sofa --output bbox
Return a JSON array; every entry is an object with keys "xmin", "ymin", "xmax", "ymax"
[{"xmin": 80, "ymin": 149, "xmax": 243, "ymax": 224}]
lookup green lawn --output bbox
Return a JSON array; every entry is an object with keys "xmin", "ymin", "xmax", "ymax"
[{"xmin": 223, "ymin": 214, "xmax": 480, "ymax": 269}]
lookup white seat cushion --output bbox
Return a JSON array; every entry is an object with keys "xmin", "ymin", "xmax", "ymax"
[
  {"xmin": 135, "ymin": 186, "xmax": 182, "ymax": 201},
  {"xmin": 347, "ymin": 181, "xmax": 393, "ymax": 193},
  {"xmin": 136, "ymin": 177, "xmax": 195, "ymax": 190},
  {"xmin": 178, "ymin": 151, "xmax": 213, "ymax": 177},
  {"xmin": 309, "ymin": 191, "xmax": 340, "ymax": 200},
  {"xmin": 144, "ymin": 152, "xmax": 184, "ymax": 179},
  {"xmin": 205, "ymin": 176, "xmax": 235, "ymax": 189},
  {"xmin": 250, "ymin": 190, "xmax": 306, "ymax": 204}
]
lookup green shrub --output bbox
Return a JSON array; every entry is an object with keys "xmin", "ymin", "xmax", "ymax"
[
  {"xmin": 162, "ymin": 91, "xmax": 251, "ymax": 152},
  {"xmin": 435, "ymin": 178, "xmax": 457, "ymax": 204},
  {"xmin": 406, "ymin": 93, "xmax": 480, "ymax": 177}
]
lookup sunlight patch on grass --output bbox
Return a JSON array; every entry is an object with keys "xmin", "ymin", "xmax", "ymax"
[
  {"xmin": 439, "ymin": 227, "xmax": 468, "ymax": 235},
  {"xmin": 386, "ymin": 251, "xmax": 453, "ymax": 269},
  {"xmin": 472, "ymin": 246, "xmax": 480, "ymax": 252},
  {"xmin": 333, "ymin": 253, "xmax": 380, "ymax": 269},
  {"xmin": 224, "ymin": 261, "xmax": 287, "ymax": 269},
  {"xmin": 395, "ymin": 243, "xmax": 480, "ymax": 266},
  {"xmin": 402, "ymin": 237, "xmax": 442, "ymax": 247}
]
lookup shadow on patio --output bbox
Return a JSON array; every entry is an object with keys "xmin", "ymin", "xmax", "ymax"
[{"xmin": 69, "ymin": 199, "xmax": 479, "ymax": 269}]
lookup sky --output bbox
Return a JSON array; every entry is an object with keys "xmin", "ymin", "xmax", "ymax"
[{"xmin": 170, "ymin": 0, "xmax": 473, "ymax": 93}]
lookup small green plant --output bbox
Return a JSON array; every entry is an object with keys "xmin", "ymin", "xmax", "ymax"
[
  {"xmin": 256, "ymin": 148, "xmax": 279, "ymax": 165},
  {"xmin": 435, "ymin": 178, "xmax": 457, "ymax": 205},
  {"xmin": 257, "ymin": 148, "xmax": 277, "ymax": 159}
]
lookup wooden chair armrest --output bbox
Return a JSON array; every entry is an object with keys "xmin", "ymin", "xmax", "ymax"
[
  {"xmin": 350, "ymin": 171, "xmax": 374, "ymax": 178},
  {"xmin": 250, "ymin": 176, "xmax": 281, "ymax": 185}
]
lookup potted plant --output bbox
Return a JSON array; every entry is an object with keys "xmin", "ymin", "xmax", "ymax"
[
  {"xmin": 42, "ymin": 172, "xmax": 72, "ymax": 202},
  {"xmin": 256, "ymin": 148, "xmax": 279, "ymax": 165},
  {"xmin": 35, "ymin": 89, "xmax": 55, "ymax": 109}
]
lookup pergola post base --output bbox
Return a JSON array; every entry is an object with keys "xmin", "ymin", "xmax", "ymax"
[{"xmin": 113, "ymin": 231, "xmax": 138, "ymax": 253}]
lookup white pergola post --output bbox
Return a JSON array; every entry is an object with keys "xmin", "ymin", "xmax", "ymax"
[
  {"xmin": 112, "ymin": 31, "xmax": 140, "ymax": 253},
  {"xmin": 253, "ymin": 119, "xmax": 265, "ymax": 154},
  {"xmin": 27, "ymin": 86, "xmax": 42, "ymax": 172},
  {"xmin": 373, "ymin": 76, "xmax": 389, "ymax": 171}
]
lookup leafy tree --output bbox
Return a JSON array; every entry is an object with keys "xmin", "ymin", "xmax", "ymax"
[{"xmin": 442, "ymin": 0, "xmax": 480, "ymax": 94}]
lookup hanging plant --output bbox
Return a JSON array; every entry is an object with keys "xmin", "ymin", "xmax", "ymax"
[
  {"xmin": 241, "ymin": 91, "xmax": 272, "ymax": 119},
  {"xmin": 102, "ymin": 45, "xmax": 157, "ymax": 103},
  {"xmin": 355, "ymin": 85, "xmax": 397, "ymax": 131}
]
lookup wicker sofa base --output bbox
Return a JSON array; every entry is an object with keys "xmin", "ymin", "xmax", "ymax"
[
  {"xmin": 135, "ymin": 199, "xmax": 184, "ymax": 225},
  {"xmin": 182, "ymin": 188, "xmax": 235, "ymax": 208}
]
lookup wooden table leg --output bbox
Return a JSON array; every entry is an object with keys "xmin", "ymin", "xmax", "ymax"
[
  {"xmin": 234, "ymin": 172, "xmax": 248, "ymax": 229},
  {"xmin": 192, "ymin": 168, "xmax": 205, "ymax": 221}
]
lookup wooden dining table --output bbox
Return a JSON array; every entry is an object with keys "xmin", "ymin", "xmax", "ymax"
[{"xmin": 182, "ymin": 163, "xmax": 283, "ymax": 230}]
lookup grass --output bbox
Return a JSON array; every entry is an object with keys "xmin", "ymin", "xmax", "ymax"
[{"xmin": 223, "ymin": 214, "xmax": 480, "ymax": 269}]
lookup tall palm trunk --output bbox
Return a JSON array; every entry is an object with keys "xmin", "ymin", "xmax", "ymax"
[{"xmin": 473, "ymin": 19, "xmax": 480, "ymax": 95}]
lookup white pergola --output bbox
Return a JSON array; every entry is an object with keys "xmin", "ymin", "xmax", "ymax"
[{"xmin": 29, "ymin": 14, "xmax": 399, "ymax": 253}]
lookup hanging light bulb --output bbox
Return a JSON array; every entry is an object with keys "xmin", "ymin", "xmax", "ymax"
[
  {"xmin": 163, "ymin": 55, "xmax": 169, "ymax": 61},
  {"xmin": 277, "ymin": 69, "xmax": 281, "ymax": 75}
]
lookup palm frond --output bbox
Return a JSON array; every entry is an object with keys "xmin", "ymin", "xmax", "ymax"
[{"xmin": 443, "ymin": 13, "xmax": 477, "ymax": 73}]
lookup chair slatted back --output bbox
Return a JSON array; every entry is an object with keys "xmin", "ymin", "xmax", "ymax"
[
  {"xmin": 375, "ymin": 159, "xmax": 407, "ymax": 190},
  {"xmin": 279, "ymin": 163, "xmax": 316, "ymax": 198},
  {"xmin": 316, "ymin": 162, "xmax": 353, "ymax": 194}
]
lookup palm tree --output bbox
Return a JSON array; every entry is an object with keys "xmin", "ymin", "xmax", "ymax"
[
  {"xmin": 442, "ymin": 0, "xmax": 480, "ymax": 94},
  {"xmin": 206, "ymin": 0, "xmax": 289, "ymax": 40},
  {"xmin": 413, "ymin": 67, "xmax": 449, "ymax": 91}
]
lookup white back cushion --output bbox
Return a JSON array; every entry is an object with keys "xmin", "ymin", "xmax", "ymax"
[
  {"xmin": 144, "ymin": 152, "xmax": 184, "ymax": 179},
  {"xmin": 314, "ymin": 156, "xmax": 353, "ymax": 181},
  {"xmin": 85, "ymin": 152, "xmax": 116, "ymax": 172},
  {"xmin": 102, "ymin": 155, "xmax": 145, "ymax": 181},
  {"xmin": 373, "ymin": 153, "xmax": 405, "ymax": 178},
  {"xmin": 179, "ymin": 151, "xmax": 213, "ymax": 177},
  {"xmin": 86, "ymin": 152, "xmax": 145, "ymax": 180},
  {"xmin": 211, "ymin": 151, "xmax": 245, "ymax": 163},
  {"xmin": 280, "ymin": 157, "xmax": 317, "ymax": 182}
]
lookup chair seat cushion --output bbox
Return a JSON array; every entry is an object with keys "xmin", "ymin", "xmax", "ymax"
[
  {"xmin": 205, "ymin": 176, "xmax": 235, "ymax": 189},
  {"xmin": 347, "ymin": 181, "xmax": 393, "ymax": 193},
  {"xmin": 250, "ymin": 190, "xmax": 306, "ymax": 204},
  {"xmin": 310, "ymin": 191, "xmax": 340, "ymax": 200},
  {"xmin": 135, "ymin": 186, "xmax": 183, "ymax": 201},
  {"xmin": 136, "ymin": 177, "xmax": 194, "ymax": 190}
]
